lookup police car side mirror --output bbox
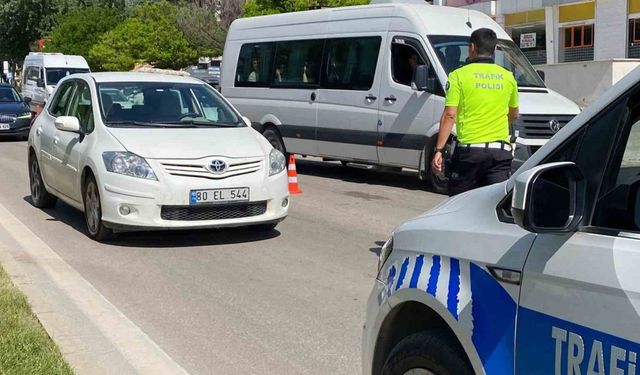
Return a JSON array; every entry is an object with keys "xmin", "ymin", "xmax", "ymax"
[
  {"xmin": 511, "ymin": 162, "xmax": 585, "ymax": 233},
  {"xmin": 412, "ymin": 65, "xmax": 435, "ymax": 92},
  {"xmin": 536, "ymin": 70, "xmax": 546, "ymax": 82}
]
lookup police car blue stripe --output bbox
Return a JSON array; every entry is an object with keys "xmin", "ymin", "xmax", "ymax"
[
  {"xmin": 386, "ymin": 265, "xmax": 396, "ymax": 297},
  {"xmin": 395, "ymin": 257, "xmax": 410, "ymax": 291},
  {"xmin": 447, "ymin": 258, "xmax": 461, "ymax": 320},
  {"xmin": 426, "ymin": 255, "xmax": 441, "ymax": 296},
  {"xmin": 409, "ymin": 255, "xmax": 424, "ymax": 289}
]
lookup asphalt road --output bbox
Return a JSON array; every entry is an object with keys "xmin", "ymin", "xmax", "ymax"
[{"xmin": 0, "ymin": 139, "xmax": 445, "ymax": 375}]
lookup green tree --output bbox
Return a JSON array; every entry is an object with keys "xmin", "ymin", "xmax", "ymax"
[
  {"xmin": 46, "ymin": 7, "xmax": 123, "ymax": 69},
  {"xmin": 177, "ymin": 3, "xmax": 227, "ymax": 57},
  {"xmin": 243, "ymin": 0, "xmax": 369, "ymax": 16},
  {"xmin": 0, "ymin": 0, "xmax": 59, "ymax": 61},
  {"xmin": 89, "ymin": 1, "xmax": 198, "ymax": 71}
]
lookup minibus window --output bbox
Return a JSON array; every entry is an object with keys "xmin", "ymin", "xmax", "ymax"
[
  {"xmin": 322, "ymin": 37, "xmax": 381, "ymax": 91},
  {"xmin": 272, "ymin": 39, "xmax": 323, "ymax": 87},
  {"xmin": 235, "ymin": 42, "xmax": 275, "ymax": 87},
  {"xmin": 391, "ymin": 43, "xmax": 426, "ymax": 87}
]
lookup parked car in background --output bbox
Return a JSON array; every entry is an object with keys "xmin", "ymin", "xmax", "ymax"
[
  {"xmin": 21, "ymin": 52, "xmax": 90, "ymax": 113},
  {"xmin": 27, "ymin": 72, "xmax": 289, "ymax": 241},
  {"xmin": 0, "ymin": 83, "xmax": 33, "ymax": 140},
  {"xmin": 221, "ymin": 0, "xmax": 580, "ymax": 193},
  {"xmin": 184, "ymin": 57, "xmax": 222, "ymax": 89}
]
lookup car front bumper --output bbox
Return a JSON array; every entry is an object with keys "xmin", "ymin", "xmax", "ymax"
[
  {"xmin": 98, "ymin": 165, "xmax": 289, "ymax": 231},
  {"xmin": 0, "ymin": 119, "xmax": 30, "ymax": 137}
]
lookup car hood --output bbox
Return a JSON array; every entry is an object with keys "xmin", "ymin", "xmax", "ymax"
[
  {"xmin": 519, "ymin": 88, "xmax": 580, "ymax": 115},
  {"xmin": 106, "ymin": 127, "xmax": 268, "ymax": 159},
  {"xmin": 0, "ymin": 102, "xmax": 30, "ymax": 114}
]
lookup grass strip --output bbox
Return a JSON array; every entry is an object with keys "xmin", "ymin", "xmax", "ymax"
[{"xmin": 0, "ymin": 263, "xmax": 74, "ymax": 375}]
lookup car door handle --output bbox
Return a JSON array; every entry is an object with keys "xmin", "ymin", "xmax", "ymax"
[
  {"xmin": 384, "ymin": 96, "xmax": 397, "ymax": 103},
  {"xmin": 36, "ymin": 128, "xmax": 42, "ymax": 136},
  {"xmin": 53, "ymin": 136, "xmax": 59, "ymax": 145},
  {"xmin": 365, "ymin": 95, "xmax": 377, "ymax": 102}
]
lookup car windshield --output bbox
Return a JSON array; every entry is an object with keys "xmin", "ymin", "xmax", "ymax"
[
  {"xmin": 0, "ymin": 87, "xmax": 21, "ymax": 102},
  {"xmin": 429, "ymin": 35, "xmax": 546, "ymax": 88},
  {"xmin": 97, "ymin": 82, "xmax": 242, "ymax": 127},
  {"xmin": 45, "ymin": 68, "xmax": 90, "ymax": 85}
]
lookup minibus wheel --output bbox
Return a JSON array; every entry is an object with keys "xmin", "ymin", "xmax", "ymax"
[
  {"xmin": 381, "ymin": 330, "xmax": 473, "ymax": 375},
  {"xmin": 263, "ymin": 127, "xmax": 287, "ymax": 157}
]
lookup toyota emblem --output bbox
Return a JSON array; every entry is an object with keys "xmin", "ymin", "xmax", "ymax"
[
  {"xmin": 208, "ymin": 159, "xmax": 227, "ymax": 174},
  {"xmin": 549, "ymin": 119, "xmax": 562, "ymax": 133}
]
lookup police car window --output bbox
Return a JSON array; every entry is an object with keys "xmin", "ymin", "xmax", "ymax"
[{"xmin": 593, "ymin": 108, "xmax": 640, "ymax": 233}]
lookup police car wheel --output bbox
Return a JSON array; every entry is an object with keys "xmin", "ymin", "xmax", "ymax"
[{"xmin": 381, "ymin": 330, "xmax": 473, "ymax": 375}]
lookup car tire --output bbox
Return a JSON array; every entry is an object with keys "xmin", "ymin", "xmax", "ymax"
[
  {"xmin": 381, "ymin": 330, "xmax": 473, "ymax": 375},
  {"xmin": 427, "ymin": 136, "xmax": 452, "ymax": 195},
  {"xmin": 263, "ymin": 127, "xmax": 287, "ymax": 156},
  {"xmin": 29, "ymin": 153, "xmax": 57, "ymax": 208},
  {"xmin": 83, "ymin": 176, "xmax": 114, "ymax": 242}
]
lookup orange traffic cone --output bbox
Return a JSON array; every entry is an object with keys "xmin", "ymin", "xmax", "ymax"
[{"xmin": 287, "ymin": 154, "xmax": 303, "ymax": 194}]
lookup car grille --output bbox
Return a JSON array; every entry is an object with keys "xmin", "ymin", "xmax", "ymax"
[
  {"xmin": 513, "ymin": 114, "xmax": 575, "ymax": 139},
  {"xmin": 0, "ymin": 114, "xmax": 16, "ymax": 123},
  {"xmin": 160, "ymin": 201, "xmax": 267, "ymax": 221},
  {"xmin": 159, "ymin": 158, "xmax": 262, "ymax": 180}
]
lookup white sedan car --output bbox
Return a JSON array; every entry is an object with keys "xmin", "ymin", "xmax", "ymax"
[{"xmin": 28, "ymin": 72, "xmax": 289, "ymax": 241}]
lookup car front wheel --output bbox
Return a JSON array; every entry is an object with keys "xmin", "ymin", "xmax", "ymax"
[
  {"xmin": 83, "ymin": 176, "xmax": 113, "ymax": 242},
  {"xmin": 381, "ymin": 330, "xmax": 473, "ymax": 375}
]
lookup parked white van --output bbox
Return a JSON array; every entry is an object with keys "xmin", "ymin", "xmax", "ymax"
[
  {"xmin": 221, "ymin": 0, "xmax": 580, "ymax": 193},
  {"xmin": 22, "ymin": 52, "xmax": 90, "ymax": 112}
]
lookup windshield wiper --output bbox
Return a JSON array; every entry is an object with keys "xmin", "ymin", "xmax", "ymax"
[
  {"xmin": 106, "ymin": 120, "xmax": 197, "ymax": 128},
  {"xmin": 164, "ymin": 119, "xmax": 240, "ymax": 128}
]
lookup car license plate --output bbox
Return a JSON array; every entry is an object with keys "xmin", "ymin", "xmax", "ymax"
[
  {"xmin": 190, "ymin": 188, "xmax": 249, "ymax": 205},
  {"xmin": 0, "ymin": 124, "xmax": 9, "ymax": 130}
]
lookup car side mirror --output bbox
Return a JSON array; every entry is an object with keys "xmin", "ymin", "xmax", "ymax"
[
  {"xmin": 23, "ymin": 97, "xmax": 32, "ymax": 104},
  {"xmin": 36, "ymin": 78, "xmax": 45, "ymax": 88},
  {"xmin": 54, "ymin": 116, "xmax": 81, "ymax": 133},
  {"xmin": 536, "ymin": 70, "xmax": 546, "ymax": 82},
  {"xmin": 412, "ymin": 65, "xmax": 435, "ymax": 92},
  {"xmin": 512, "ymin": 162, "xmax": 586, "ymax": 233}
]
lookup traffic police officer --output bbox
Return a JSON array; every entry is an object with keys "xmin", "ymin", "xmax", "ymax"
[{"xmin": 431, "ymin": 28, "xmax": 519, "ymax": 196}]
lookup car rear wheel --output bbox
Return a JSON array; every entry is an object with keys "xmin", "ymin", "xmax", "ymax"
[
  {"xmin": 29, "ymin": 153, "xmax": 56, "ymax": 208},
  {"xmin": 83, "ymin": 176, "xmax": 114, "ymax": 242},
  {"xmin": 381, "ymin": 330, "xmax": 473, "ymax": 375}
]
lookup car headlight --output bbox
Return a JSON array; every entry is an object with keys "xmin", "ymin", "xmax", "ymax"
[
  {"xmin": 269, "ymin": 148, "xmax": 286, "ymax": 176},
  {"xmin": 17, "ymin": 112, "xmax": 32, "ymax": 119},
  {"xmin": 377, "ymin": 237, "xmax": 394, "ymax": 277},
  {"xmin": 102, "ymin": 152, "xmax": 157, "ymax": 180}
]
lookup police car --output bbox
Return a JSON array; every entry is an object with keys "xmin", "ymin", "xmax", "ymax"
[{"xmin": 363, "ymin": 67, "xmax": 640, "ymax": 374}]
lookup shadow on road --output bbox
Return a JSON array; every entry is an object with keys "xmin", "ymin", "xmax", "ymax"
[
  {"xmin": 295, "ymin": 158, "xmax": 438, "ymax": 193},
  {"xmin": 23, "ymin": 196, "xmax": 281, "ymax": 248}
]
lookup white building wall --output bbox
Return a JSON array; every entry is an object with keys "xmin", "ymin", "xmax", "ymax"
[{"xmin": 594, "ymin": 0, "xmax": 628, "ymax": 60}]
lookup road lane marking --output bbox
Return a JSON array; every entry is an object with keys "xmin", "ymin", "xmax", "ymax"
[{"xmin": 0, "ymin": 202, "xmax": 190, "ymax": 375}]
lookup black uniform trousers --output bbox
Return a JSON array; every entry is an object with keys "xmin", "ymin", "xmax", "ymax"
[{"xmin": 447, "ymin": 145, "xmax": 513, "ymax": 197}]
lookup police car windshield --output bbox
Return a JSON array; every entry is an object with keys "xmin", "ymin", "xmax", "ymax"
[{"xmin": 429, "ymin": 35, "xmax": 546, "ymax": 88}]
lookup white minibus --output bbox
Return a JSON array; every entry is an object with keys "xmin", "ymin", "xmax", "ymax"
[
  {"xmin": 221, "ymin": 0, "xmax": 580, "ymax": 193},
  {"xmin": 22, "ymin": 52, "xmax": 90, "ymax": 112}
]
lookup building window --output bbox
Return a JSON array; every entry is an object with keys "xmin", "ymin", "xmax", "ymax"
[
  {"xmin": 628, "ymin": 18, "xmax": 640, "ymax": 58},
  {"xmin": 563, "ymin": 24, "xmax": 594, "ymax": 48},
  {"xmin": 560, "ymin": 24, "xmax": 594, "ymax": 63}
]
